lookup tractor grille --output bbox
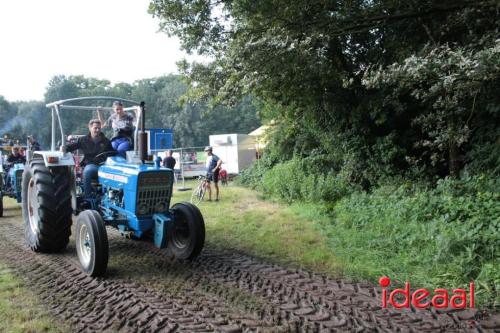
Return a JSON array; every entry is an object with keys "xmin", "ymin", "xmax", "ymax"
[
  {"xmin": 136, "ymin": 172, "xmax": 173, "ymax": 216},
  {"xmin": 15, "ymin": 169, "xmax": 23, "ymax": 193}
]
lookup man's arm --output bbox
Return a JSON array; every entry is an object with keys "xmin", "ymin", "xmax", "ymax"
[
  {"xmin": 213, "ymin": 157, "xmax": 223, "ymax": 172},
  {"xmin": 104, "ymin": 138, "xmax": 113, "ymax": 153},
  {"xmin": 60, "ymin": 137, "xmax": 80, "ymax": 153},
  {"xmin": 130, "ymin": 108, "xmax": 138, "ymax": 121}
]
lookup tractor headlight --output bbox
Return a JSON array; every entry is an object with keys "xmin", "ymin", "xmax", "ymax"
[
  {"xmin": 137, "ymin": 203, "xmax": 149, "ymax": 215},
  {"xmin": 155, "ymin": 202, "xmax": 168, "ymax": 213}
]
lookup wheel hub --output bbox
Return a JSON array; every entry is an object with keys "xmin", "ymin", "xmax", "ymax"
[
  {"xmin": 78, "ymin": 224, "xmax": 92, "ymax": 267},
  {"xmin": 172, "ymin": 219, "xmax": 190, "ymax": 249},
  {"xmin": 27, "ymin": 179, "xmax": 40, "ymax": 234}
]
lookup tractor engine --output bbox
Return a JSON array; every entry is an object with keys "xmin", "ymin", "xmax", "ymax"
[
  {"xmin": 97, "ymin": 159, "xmax": 174, "ymax": 238},
  {"xmin": 6, "ymin": 164, "xmax": 25, "ymax": 203}
]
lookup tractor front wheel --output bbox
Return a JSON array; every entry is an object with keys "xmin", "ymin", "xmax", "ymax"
[
  {"xmin": 168, "ymin": 202, "xmax": 205, "ymax": 260},
  {"xmin": 75, "ymin": 210, "xmax": 109, "ymax": 277}
]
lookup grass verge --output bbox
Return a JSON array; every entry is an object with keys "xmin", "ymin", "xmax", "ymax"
[
  {"xmin": 0, "ymin": 263, "xmax": 69, "ymax": 333},
  {"xmin": 172, "ymin": 179, "xmax": 499, "ymax": 308},
  {"xmin": 172, "ymin": 181, "xmax": 340, "ymax": 274}
]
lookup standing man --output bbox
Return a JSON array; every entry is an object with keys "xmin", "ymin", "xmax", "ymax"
[
  {"xmin": 163, "ymin": 149, "xmax": 176, "ymax": 169},
  {"xmin": 204, "ymin": 146, "xmax": 222, "ymax": 202},
  {"xmin": 60, "ymin": 119, "xmax": 113, "ymax": 199},
  {"xmin": 27, "ymin": 135, "xmax": 41, "ymax": 151}
]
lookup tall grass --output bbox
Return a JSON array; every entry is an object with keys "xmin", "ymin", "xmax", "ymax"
[
  {"xmin": 327, "ymin": 175, "xmax": 499, "ymax": 306},
  {"xmin": 239, "ymin": 162, "xmax": 499, "ymax": 307}
]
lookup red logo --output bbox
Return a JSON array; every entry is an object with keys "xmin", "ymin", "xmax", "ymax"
[{"xmin": 379, "ymin": 276, "xmax": 475, "ymax": 309}]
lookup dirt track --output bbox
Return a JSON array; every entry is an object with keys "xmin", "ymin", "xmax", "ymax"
[{"xmin": 0, "ymin": 206, "xmax": 498, "ymax": 333}]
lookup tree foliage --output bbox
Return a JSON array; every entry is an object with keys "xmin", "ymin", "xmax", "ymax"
[
  {"xmin": 363, "ymin": 41, "xmax": 500, "ymax": 177},
  {"xmin": 1, "ymin": 74, "xmax": 260, "ymax": 149},
  {"xmin": 149, "ymin": 0, "xmax": 500, "ymax": 185}
]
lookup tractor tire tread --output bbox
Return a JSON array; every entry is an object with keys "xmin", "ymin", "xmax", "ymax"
[
  {"xmin": 23, "ymin": 159, "xmax": 72, "ymax": 253},
  {"xmin": 169, "ymin": 202, "xmax": 205, "ymax": 260}
]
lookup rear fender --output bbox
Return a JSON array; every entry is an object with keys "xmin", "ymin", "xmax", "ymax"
[{"xmin": 32, "ymin": 151, "xmax": 75, "ymax": 167}]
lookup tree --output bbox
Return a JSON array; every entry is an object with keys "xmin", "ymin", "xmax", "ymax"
[
  {"xmin": 149, "ymin": 0, "xmax": 499, "ymax": 182},
  {"xmin": 39, "ymin": 74, "xmax": 261, "ymax": 148},
  {"xmin": 363, "ymin": 42, "xmax": 500, "ymax": 177}
]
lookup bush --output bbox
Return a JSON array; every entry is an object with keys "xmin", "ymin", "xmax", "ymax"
[
  {"xmin": 331, "ymin": 174, "xmax": 499, "ymax": 306},
  {"xmin": 240, "ymin": 156, "xmax": 359, "ymax": 203}
]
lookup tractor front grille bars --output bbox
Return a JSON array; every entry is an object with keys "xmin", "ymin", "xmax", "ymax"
[
  {"xmin": 15, "ymin": 170, "xmax": 23, "ymax": 194},
  {"xmin": 136, "ymin": 172, "xmax": 173, "ymax": 216}
]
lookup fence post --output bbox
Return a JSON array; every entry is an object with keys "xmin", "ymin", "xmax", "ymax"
[{"xmin": 176, "ymin": 147, "xmax": 191, "ymax": 191}]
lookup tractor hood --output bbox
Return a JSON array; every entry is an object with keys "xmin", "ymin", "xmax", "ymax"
[
  {"xmin": 98, "ymin": 156, "xmax": 172, "ymax": 189},
  {"xmin": 102, "ymin": 156, "xmax": 164, "ymax": 175},
  {"xmin": 97, "ymin": 156, "xmax": 175, "ymax": 232}
]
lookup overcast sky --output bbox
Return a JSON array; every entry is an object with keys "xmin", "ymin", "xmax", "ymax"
[{"xmin": 0, "ymin": 0, "xmax": 194, "ymax": 102}]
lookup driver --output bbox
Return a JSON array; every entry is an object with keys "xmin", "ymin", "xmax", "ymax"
[
  {"xmin": 6, "ymin": 146, "xmax": 26, "ymax": 166},
  {"xmin": 60, "ymin": 119, "xmax": 113, "ymax": 199},
  {"xmin": 4, "ymin": 146, "xmax": 26, "ymax": 188}
]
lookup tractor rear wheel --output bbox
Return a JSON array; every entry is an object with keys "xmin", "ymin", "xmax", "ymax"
[
  {"xmin": 75, "ymin": 210, "xmax": 109, "ymax": 277},
  {"xmin": 22, "ymin": 158, "xmax": 72, "ymax": 252},
  {"xmin": 168, "ymin": 202, "xmax": 205, "ymax": 260}
]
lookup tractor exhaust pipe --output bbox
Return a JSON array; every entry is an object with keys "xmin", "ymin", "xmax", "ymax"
[{"xmin": 138, "ymin": 101, "xmax": 148, "ymax": 163}]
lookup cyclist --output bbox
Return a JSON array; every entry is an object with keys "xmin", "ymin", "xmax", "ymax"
[{"xmin": 204, "ymin": 146, "xmax": 222, "ymax": 201}]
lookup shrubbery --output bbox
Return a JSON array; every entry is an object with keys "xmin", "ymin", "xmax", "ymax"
[
  {"xmin": 239, "ymin": 156, "xmax": 359, "ymax": 203},
  {"xmin": 331, "ymin": 174, "xmax": 499, "ymax": 306},
  {"xmin": 240, "ymin": 166, "xmax": 499, "ymax": 306}
]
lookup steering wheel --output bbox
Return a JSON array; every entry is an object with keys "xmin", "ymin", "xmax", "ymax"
[{"xmin": 93, "ymin": 151, "xmax": 118, "ymax": 164}]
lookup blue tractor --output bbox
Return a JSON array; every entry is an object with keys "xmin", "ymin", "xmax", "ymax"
[
  {"xmin": 22, "ymin": 97, "xmax": 205, "ymax": 277},
  {"xmin": 0, "ymin": 161, "xmax": 25, "ymax": 216}
]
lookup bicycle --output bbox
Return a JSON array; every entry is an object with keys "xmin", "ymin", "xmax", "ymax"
[{"xmin": 190, "ymin": 175, "xmax": 208, "ymax": 205}]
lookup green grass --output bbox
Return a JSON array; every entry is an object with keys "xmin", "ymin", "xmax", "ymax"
[
  {"xmin": 3, "ymin": 196, "xmax": 20, "ymax": 209},
  {"xmin": 0, "ymin": 263, "xmax": 68, "ymax": 333},
  {"xmin": 327, "ymin": 183, "xmax": 499, "ymax": 307},
  {"xmin": 172, "ymin": 181, "xmax": 340, "ymax": 274},
  {"xmin": 172, "ymin": 179, "xmax": 499, "ymax": 308}
]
